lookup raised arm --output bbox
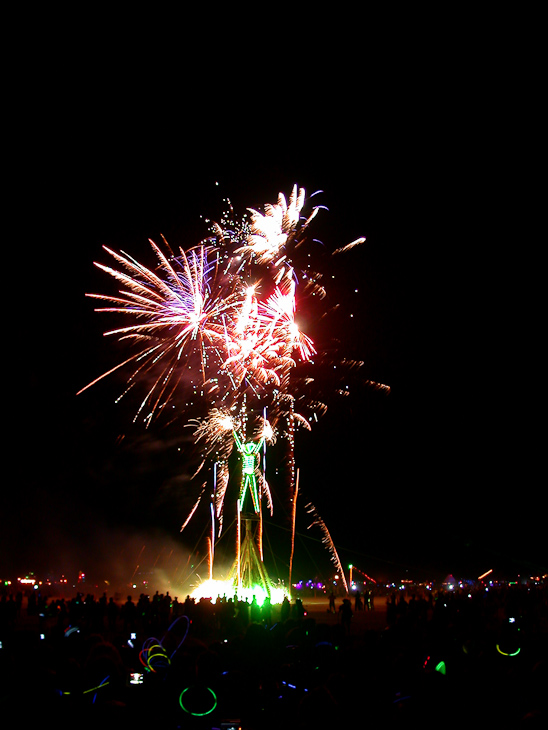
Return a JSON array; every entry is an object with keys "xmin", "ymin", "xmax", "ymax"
[{"xmin": 233, "ymin": 430, "xmax": 243, "ymax": 452}]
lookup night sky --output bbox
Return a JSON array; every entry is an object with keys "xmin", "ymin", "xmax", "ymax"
[{"xmin": 6, "ymin": 29, "xmax": 544, "ymax": 588}]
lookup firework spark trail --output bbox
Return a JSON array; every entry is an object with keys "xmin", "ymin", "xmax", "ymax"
[
  {"xmin": 305, "ymin": 502, "xmax": 349, "ymax": 593},
  {"xmin": 332, "ymin": 236, "xmax": 367, "ymax": 255},
  {"xmin": 180, "ymin": 483, "xmax": 207, "ymax": 532},
  {"xmin": 259, "ymin": 415, "xmax": 274, "ymax": 516}
]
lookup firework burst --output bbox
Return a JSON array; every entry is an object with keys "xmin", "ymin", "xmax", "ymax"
[{"xmin": 79, "ymin": 187, "xmax": 326, "ymax": 428}]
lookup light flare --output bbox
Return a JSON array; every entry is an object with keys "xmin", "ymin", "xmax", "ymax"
[{"xmin": 189, "ymin": 578, "xmax": 288, "ymax": 605}]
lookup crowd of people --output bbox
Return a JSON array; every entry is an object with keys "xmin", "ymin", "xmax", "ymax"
[{"xmin": 0, "ymin": 582, "xmax": 546, "ymax": 727}]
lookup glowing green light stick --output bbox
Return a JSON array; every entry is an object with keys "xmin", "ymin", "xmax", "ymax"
[{"xmin": 179, "ymin": 686, "xmax": 218, "ymax": 716}]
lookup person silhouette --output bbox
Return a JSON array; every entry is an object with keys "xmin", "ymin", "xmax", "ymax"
[{"xmin": 339, "ymin": 598, "xmax": 353, "ymax": 634}]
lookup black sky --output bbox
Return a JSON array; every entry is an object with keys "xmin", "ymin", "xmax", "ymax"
[{"xmin": 5, "ymin": 26, "xmax": 544, "ymax": 585}]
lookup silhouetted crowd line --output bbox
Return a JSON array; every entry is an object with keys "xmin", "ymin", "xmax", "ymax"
[
  {"xmin": 1, "ymin": 584, "xmax": 547, "ymax": 728},
  {"xmin": 0, "ymin": 588, "xmax": 306, "ymax": 638}
]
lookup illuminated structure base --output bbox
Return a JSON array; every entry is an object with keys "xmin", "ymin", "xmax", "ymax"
[
  {"xmin": 189, "ymin": 513, "xmax": 289, "ymax": 605},
  {"xmin": 229, "ymin": 514, "xmax": 272, "ymax": 597}
]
